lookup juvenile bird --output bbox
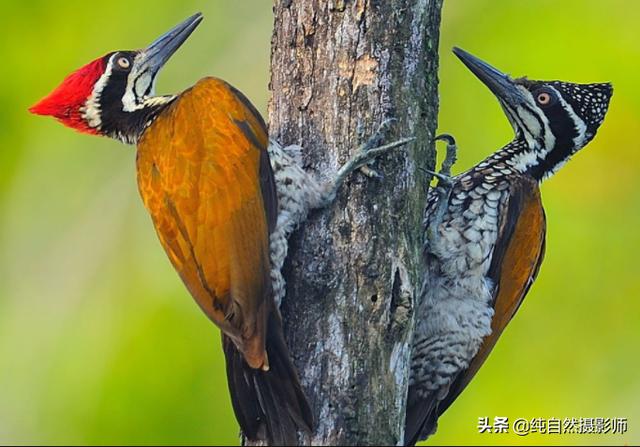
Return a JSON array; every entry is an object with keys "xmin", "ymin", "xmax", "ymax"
[{"xmin": 405, "ymin": 47, "xmax": 612, "ymax": 445}]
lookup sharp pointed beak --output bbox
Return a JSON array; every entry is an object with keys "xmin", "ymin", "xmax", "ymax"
[
  {"xmin": 137, "ymin": 12, "xmax": 203, "ymax": 75},
  {"xmin": 452, "ymin": 47, "xmax": 526, "ymax": 108}
]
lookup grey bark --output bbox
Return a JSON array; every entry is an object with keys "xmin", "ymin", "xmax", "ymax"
[{"xmin": 268, "ymin": 0, "xmax": 442, "ymax": 444}]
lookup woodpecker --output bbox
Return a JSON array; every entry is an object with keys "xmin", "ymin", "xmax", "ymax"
[
  {"xmin": 29, "ymin": 13, "xmax": 408, "ymax": 445},
  {"xmin": 405, "ymin": 47, "xmax": 612, "ymax": 445}
]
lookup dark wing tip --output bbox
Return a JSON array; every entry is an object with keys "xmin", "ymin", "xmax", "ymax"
[{"xmin": 404, "ymin": 390, "xmax": 439, "ymax": 446}]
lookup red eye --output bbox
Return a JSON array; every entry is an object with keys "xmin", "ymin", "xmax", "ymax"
[{"xmin": 537, "ymin": 92, "xmax": 551, "ymax": 105}]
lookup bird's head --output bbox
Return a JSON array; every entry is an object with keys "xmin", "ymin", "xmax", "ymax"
[
  {"xmin": 453, "ymin": 47, "xmax": 612, "ymax": 181},
  {"xmin": 29, "ymin": 13, "xmax": 203, "ymax": 144}
]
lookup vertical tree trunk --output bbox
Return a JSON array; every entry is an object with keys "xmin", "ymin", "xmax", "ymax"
[{"xmin": 268, "ymin": 0, "xmax": 442, "ymax": 444}]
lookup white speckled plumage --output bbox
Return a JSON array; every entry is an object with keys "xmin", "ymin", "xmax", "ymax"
[
  {"xmin": 267, "ymin": 141, "xmax": 331, "ymax": 307},
  {"xmin": 266, "ymin": 134, "xmax": 408, "ymax": 307},
  {"xmin": 410, "ymin": 161, "xmax": 509, "ymax": 410},
  {"xmin": 405, "ymin": 48, "xmax": 613, "ymax": 445}
]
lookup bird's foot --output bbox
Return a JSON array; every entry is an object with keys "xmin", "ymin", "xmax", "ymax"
[
  {"xmin": 322, "ymin": 119, "xmax": 414, "ymax": 204},
  {"xmin": 430, "ymin": 133, "xmax": 458, "ymax": 187},
  {"xmin": 420, "ymin": 168, "xmax": 452, "ymax": 186},
  {"xmin": 425, "ymin": 134, "xmax": 459, "ymax": 247}
]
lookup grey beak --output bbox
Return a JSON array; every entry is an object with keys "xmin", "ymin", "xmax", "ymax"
[
  {"xmin": 453, "ymin": 47, "xmax": 526, "ymax": 108},
  {"xmin": 137, "ymin": 13, "xmax": 203, "ymax": 76}
]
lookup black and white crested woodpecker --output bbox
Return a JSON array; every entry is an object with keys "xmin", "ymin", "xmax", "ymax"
[{"xmin": 405, "ymin": 47, "xmax": 612, "ymax": 445}]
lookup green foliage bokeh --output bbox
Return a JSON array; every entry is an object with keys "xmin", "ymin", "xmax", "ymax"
[{"xmin": 0, "ymin": 1, "xmax": 637, "ymax": 445}]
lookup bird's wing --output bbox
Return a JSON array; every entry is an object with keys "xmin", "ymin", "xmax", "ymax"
[
  {"xmin": 438, "ymin": 174, "xmax": 546, "ymax": 414},
  {"xmin": 136, "ymin": 77, "xmax": 277, "ymax": 369}
]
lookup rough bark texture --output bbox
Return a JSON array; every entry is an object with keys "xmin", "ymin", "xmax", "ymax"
[{"xmin": 268, "ymin": 0, "xmax": 442, "ymax": 444}]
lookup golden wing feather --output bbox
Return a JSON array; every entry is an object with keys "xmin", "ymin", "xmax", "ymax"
[{"xmin": 136, "ymin": 77, "xmax": 274, "ymax": 368}]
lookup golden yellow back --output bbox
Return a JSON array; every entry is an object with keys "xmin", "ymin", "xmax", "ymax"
[{"xmin": 136, "ymin": 77, "xmax": 274, "ymax": 369}]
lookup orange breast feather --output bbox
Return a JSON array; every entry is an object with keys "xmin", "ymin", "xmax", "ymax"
[{"xmin": 136, "ymin": 77, "xmax": 273, "ymax": 368}]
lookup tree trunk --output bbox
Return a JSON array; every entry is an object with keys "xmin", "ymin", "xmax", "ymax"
[{"xmin": 268, "ymin": 0, "xmax": 442, "ymax": 444}]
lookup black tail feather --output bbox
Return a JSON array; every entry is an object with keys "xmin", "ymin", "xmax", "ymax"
[
  {"xmin": 223, "ymin": 311, "xmax": 313, "ymax": 445},
  {"xmin": 404, "ymin": 387, "xmax": 438, "ymax": 446}
]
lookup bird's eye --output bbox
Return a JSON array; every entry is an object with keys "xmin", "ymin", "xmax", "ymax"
[
  {"xmin": 537, "ymin": 93, "xmax": 551, "ymax": 104},
  {"xmin": 116, "ymin": 57, "xmax": 131, "ymax": 70},
  {"xmin": 534, "ymin": 89, "xmax": 556, "ymax": 107}
]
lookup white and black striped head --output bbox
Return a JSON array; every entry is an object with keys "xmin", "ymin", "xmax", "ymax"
[
  {"xmin": 454, "ymin": 47, "xmax": 613, "ymax": 181},
  {"xmin": 30, "ymin": 13, "xmax": 203, "ymax": 144}
]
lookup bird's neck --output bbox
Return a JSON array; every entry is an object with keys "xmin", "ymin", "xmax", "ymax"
[
  {"xmin": 100, "ymin": 95, "xmax": 176, "ymax": 145},
  {"xmin": 483, "ymin": 138, "xmax": 573, "ymax": 183}
]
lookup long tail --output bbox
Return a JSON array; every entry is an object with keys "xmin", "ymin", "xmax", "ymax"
[
  {"xmin": 404, "ymin": 387, "xmax": 438, "ymax": 446},
  {"xmin": 223, "ymin": 310, "xmax": 313, "ymax": 445}
]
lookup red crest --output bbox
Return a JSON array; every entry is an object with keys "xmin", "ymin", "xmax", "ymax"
[{"xmin": 29, "ymin": 56, "xmax": 108, "ymax": 134}]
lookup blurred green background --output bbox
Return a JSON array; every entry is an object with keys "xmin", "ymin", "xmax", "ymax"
[{"xmin": 0, "ymin": 1, "xmax": 637, "ymax": 445}]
